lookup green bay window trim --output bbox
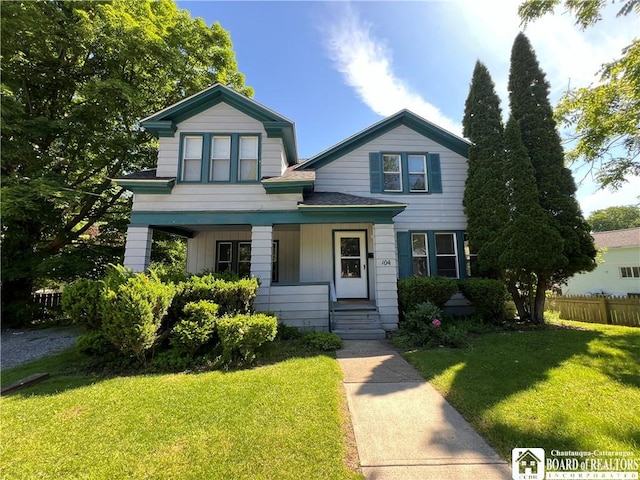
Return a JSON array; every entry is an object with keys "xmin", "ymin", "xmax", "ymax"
[
  {"xmin": 215, "ymin": 240, "xmax": 279, "ymax": 282},
  {"xmin": 370, "ymin": 152, "xmax": 441, "ymax": 194},
  {"xmin": 178, "ymin": 132, "xmax": 261, "ymax": 184},
  {"xmin": 397, "ymin": 230, "xmax": 467, "ymax": 279}
]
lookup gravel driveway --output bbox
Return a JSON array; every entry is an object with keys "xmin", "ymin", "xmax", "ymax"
[{"xmin": 1, "ymin": 326, "xmax": 80, "ymax": 370}]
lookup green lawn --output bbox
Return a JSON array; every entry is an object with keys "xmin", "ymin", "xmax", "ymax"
[
  {"xmin": 1, "ymin": 348, "xmax": 363, "ymax": 480},
  {"xmin": 401, "ymin": 317, "xmax": 640, "ymax": 459}
]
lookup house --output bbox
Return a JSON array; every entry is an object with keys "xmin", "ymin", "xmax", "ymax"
[
  {"xmin": 116, "ymin": 84, "xmax": 470, "ymax": 338},
  {"xmin": 563, "ymin": 227, "xmax": 640, "ymax": 297},
  {"xmin": 516, "ymin": 450, "xmax": 541, "ymax": 475}
]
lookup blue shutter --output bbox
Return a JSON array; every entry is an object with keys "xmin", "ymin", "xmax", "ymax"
[
  {"xmin": 427, "ymin": 231, "xmax": 438, "ymax": 276},
  {"xmin": 397, "ymin": 231, "xmax": 412, "ymax": 279},
  {"xmin": 455, "ymin": 231, "xmax": 467, "ymax": 279},
  {"xmin": 369, "ymin": 152, "xmax": 382, "ymax": 193},
  {"xmin": 427, "ymin": 153, "xmax": 442, "ymax": 193}
]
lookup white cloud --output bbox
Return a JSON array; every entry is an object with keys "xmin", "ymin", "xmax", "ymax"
[{"xmin": 322, "ymin": 3, "xmax": 462, "ymax": 136}]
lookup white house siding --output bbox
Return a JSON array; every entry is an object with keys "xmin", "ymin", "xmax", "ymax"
[
  {"xmin": 299, "ymin": 223, "xmax": 375, "ymax": 299},
  {"xmin": 156, "ymin": 102, "xmax": 285, "ymax": 179},
  {"xmin": 313, "ymin": 124, "xmax": 468, "ymax": 231},
  {"xmin": 264, "ymin": 284, "xmax": 330, "ymax": 331},
  {"xmin": 564, "ymin": 246, "xmax": 640, "ymax": 296},
  {"xmin": 373, "ymin": 223, "xmax": 399, "ymax": 329},
  {"xmin": 123, "ymin": 226, "xmax": 153, "ymax": 272},
  {"xmin": 186, "ymin": 226, "xmax": 300, "ymax": 283}
]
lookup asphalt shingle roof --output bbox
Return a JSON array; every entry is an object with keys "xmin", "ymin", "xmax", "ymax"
[
  {"xmin": 301, "ymin": 192, "xmax": 405, "ymax": 207},
  {"xmin": 592, "ymin": 227, "xmax": 640, "ymax": 248}
]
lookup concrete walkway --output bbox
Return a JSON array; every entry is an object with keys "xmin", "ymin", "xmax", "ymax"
[{"xmin": 336, "ymin": 340, "xmax": 511, "ymax": 480}]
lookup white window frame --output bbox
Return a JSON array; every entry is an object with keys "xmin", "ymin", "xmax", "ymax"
[
  {"xmin": 411, "ymin": 233, "xmax": 429, "ymax": 276},
  {"xmin": 435, "ymin": 232, "xmax": 459, "ymax": 278},
  {"xmin": 238, "ymin": 135, "xmax": 259, "ymax": 182},
  {"xmin": 382, "ymin": 154, "xmax": 402, "ymax": 192},
  {"xmin": 408, "ymin": 154, "xmax": 428, "ymax": 192},
  {"xmin": 620, "ymin": 266, "xmax": 640, "ymax": 278},
  {"xmin": 181, "ymin": 135, "xmax": 203, "ymax": 182},
  {"xmin": 210, "ymin": 135, "xmax": 231, "ymax": 182}
]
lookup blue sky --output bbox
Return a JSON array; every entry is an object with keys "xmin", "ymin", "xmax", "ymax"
[{"xmin": 177, "ymin": 1, "xmax": 639, "ymax": 216}]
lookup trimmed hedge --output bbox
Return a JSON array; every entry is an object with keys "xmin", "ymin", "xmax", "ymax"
[
  {"xmin": 171, "ymin": 301, "xmax": 219, "ymax": 356},
  {"xmin": 62, "ymin": 279, "xmax": 104, "ymax": 331},
  {"xmin": 398, "ymin": 276, "xmax": 459, "ymax": 313},
  {"xmin": 458, "ymin": 278, "xmax": 509, "ymax": 323},
  {"xmin": 217, "ymin": 313, "xmax": 278, "ymax": 366}
]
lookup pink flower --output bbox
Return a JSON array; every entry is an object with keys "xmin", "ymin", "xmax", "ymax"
[{"xmin": 432, "ymin": 319, "xmax": 441, "ymax": 328}]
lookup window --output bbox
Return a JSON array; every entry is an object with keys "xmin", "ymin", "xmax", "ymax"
[
  {"xmin": 180, "ymin": 133, "xmax": 260, "ymax": 183},
  {"xmin": 411, "ymin": 233, "xmax": 429, "ymax": 276},
  {"xmin": 182, "ymin": 136, "xmax": 203, "ymax": 181},
  {"xmin": 435, "ymin": 233, "xmax": 458, "ymax": 278},
  {"xmin": 210, "ymin": 136, "xmax": 231, "ymax": 181},
  {"xmin": 620, "ymin": 266, "xmax": 640, "ymax": 278},
  {"xmin": 408, "ymin": 155, "xmax": 427, "ymax": 192},
  {"xmin": 215, "ymin": 240, "xmax": 279, "ymax": 282},
  {"xmin": 370, "ymin": 152, "xmax": 442, "ymax": 194},
  {"xmin": 383, "ymin": 154, "xmax": 402, "ymax": 192},
  {"xmin": 239, "ymin": 136, "xmax": 258, "ymax": 181}
]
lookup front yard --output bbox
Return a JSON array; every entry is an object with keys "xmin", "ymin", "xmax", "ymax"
[
  {"xmin": 0, "ymin": 348, "xmax": 362, "ymax": 480},
  {"xmin": 401, "ymin": 316, "xmax": 640, "ymax": 459}
]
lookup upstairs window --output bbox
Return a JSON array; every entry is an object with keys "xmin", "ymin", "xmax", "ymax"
[
  {"xmin": 370, "ymin": 152, "xmax": 441, "ymax": 194},
  {"xmin": 179, "ymin": 133, "xmax": 261, "ymax": 183},
  {"xmin": 620, "ymin": 266, "xmax": 640, "ymax": 278},
  {"xmin": 182, "ymin": 136, "xmax": 203, "ymax": 181}
]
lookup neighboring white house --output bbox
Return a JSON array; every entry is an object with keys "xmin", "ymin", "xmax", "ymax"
[
  {"xmin": 563, "ymin": 227, "xmax": 640, "ymax": 297},
  {"xmin": 115, "ymin": 84, "xmax": 471, "ymax": 338}
]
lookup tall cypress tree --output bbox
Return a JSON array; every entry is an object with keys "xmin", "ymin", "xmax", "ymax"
[
  {"xmin": 462, "ymin": 61, "xmax": 507, "ymax": 278},
  {"xmin": 508, "ymin": 32, "xmax": 596, "ymax": 322}
]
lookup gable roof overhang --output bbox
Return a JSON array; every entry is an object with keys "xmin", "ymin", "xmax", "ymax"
[
  {"xmin": 140, "ymin": 83, "xmax": 298, "ymax": 166},
  {"xmin": 297, "ymin": 110, "xmax": 470, "ymax": 171},
  {"xmin": 112, "ymin": 169, "xmax": 176, "ymax": 194}
]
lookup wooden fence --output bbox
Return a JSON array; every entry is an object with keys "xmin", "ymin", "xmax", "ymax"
[
  {"xmin": 547, "ymin": 295, "xmax": 640, "ymax": 327},
  {"xmin": 32, "ymin": 292, "xmax": 63, "ymax": 309}
]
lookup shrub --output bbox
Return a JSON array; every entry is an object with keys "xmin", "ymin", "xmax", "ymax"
[
  {"xmin": 276, "ymin": 322, "xmax": 303, "ymax": 340},
  {"xmin": 458, "ymin": 278, "xmax": 509, "ymax": 323},
  {"xmin": 100, "ymin": 272, "xmax": 175, "ymax": 362},
  {"xmin": 171, "ymin": 301, "xmax": 219, "ymax": 356},
  {"xmin": 398, "ymin": 276, "xmax": 459, "ymax": 313},
  {"xmin": 169, "ymin": 275, "xmax": 259, "ymax": 326},
  {"xmin": 401, "ymin": 302, "xmax": 445, "ymax": 347},
  {"xmin": 151, "ymin": 348, "xmax": 193, "ymax": 372},
  {"xmin": 303, "ymin": 332, "xmax": 343, "ymax": 351},
  {"xmin": 148, "ymin": 261, "xmax": 190, "ymax": 284},
  {"xmin": 217, "ymin": 313, "xmax": 277, "ymax": 366},
  {"xmin": 76, "ymin": 331, "xmax": 120, "ymax": 359},
  {"xmin": 61, "ymin": 279, "xmax": 105, "ymax": 330}
]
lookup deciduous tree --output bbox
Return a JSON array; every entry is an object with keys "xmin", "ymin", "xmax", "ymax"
[
  {"xmin": 1, "ymin": 0, "xmax": 252, "ymax": 325},
  {"xmin": 588, "ymin": 205, "xmax": 640, "ymax": 232}
]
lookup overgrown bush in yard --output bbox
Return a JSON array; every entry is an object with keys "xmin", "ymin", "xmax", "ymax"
[
  {"xmin": 171, "ymin": 301, "xmax": 219, "ymax": 357},
  {"xmin": 217, "ymin": 313, "xmax": 278, "ymax": 366},
  {"xmin": 169, "ymin": 275, "xmax": 259, "ymax": 326},
  {"xmin": 100, "ymin": 272, "xmax": 175, "ymax": 362},
  {"xmin": 458, "ymin": 278, "xmax": 510, "ymax": 323},
  {"xmin": 399, "ymin": 301, "xmax": 469, "ymax": 348},
  {"xmin": 398, "ymin": 276, "xmax": 459, "ymax": 313},
  {"xmin": 276, "ymin": 322, "xmax": 303, "ymax": 340},
  {"xmin": 303, "ymin": 332, "xmax": 343, "ymax": 351},
  {"xmin": 62, "ymin": 279, "xmax": 104, "ymax": 330}
]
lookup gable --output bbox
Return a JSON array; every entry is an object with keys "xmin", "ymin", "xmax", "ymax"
[
  {"xmin": 141, "ymin": 83, "xmax": 298, "ymax": 165},
  {"xmin": 298, "ymin": 110, "xmax": 469, "ymax": 171}
]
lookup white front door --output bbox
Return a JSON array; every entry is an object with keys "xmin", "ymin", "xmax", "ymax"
[{"xmin": 334, "ymin": 231, "xmax": 368, "ymax": 299}]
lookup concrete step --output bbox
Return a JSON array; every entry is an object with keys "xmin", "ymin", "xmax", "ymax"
[
  {"xmin": 333, "ymin": 311, "xmax": 380, "ymax": 320},
  {"xmin": 333, "ymin": 321, "xmax": 384, "ymax": 330},
  {"xmin": 333, "ymin": 329, "xmax": 386, "ymax": 340}
]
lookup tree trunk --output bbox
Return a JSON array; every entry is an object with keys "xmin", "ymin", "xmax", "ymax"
[
  {"xmin": 507, "ymin": 279, "xmax": 530, "ymax": 321},
  {"xmin": 532, "ymin": 276, "xmax": 548, "ymax": 324}
]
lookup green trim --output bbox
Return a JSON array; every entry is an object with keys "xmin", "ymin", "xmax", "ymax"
[
  {"xmin": 300, "ymin": 110, "xmax": 469, "ymax": 171},
  {"xmin": 115, "ymin": 179, "xmax": 175, "ymax": 194},
  {"xmin": 370, "ymin": 151, "xmax": 441, "ymax": 195},
  {"xmin": 151, "ymin": 226, "xmax": 194, "ymax": 238},
  {"xmin": 141, "ymin": 84, "xmax": 298, "ymax": 165},
  {"xmin": 130, "ymin": 209, "xmax": 401, "ymax": 226},
  {"xmin": 404, "ymin": 230, "xmax": 467, "ymax": 279},
  {"xmin": 261, "ymin": 180, "xmax": 314, "ymax": 194}
]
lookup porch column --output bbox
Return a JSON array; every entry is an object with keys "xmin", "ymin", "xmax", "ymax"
[
  {"xmin": 250, "ymin": 225, "xmax": 273, "ymax": 311},
  {"xmin": 373, "ymin": 223, "xmax": 399, "ymax": 331},
  {"xmin": 123, "ymin": 225, "xmax": 153, "ymax": 272}
]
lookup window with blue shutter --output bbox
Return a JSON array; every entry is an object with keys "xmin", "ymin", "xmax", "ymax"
[
  {"xmin": 369, "ymin": 152, "xmax": 383, "ymax": 193},
  {"xmin": 397, "ymin": 231, "xmax": 412, "ymax": 279},
  {"xmin": 369, "ymin": 151, "xmax": 442, "ymax": 194}
]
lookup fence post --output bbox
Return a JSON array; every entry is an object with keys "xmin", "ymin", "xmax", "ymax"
[{"xmin": 599, "ymin": 297, "xmax": 611, "ymax": 324}]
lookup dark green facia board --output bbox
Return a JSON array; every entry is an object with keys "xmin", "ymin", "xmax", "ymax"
[{"xmin": 141, "ymin": 84, "xmax": 298, "ymax": 165}]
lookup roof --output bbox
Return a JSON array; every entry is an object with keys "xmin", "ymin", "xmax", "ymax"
[
  {"xmin": 296, "ymin": 109, "xmax": 470, "ymax": 171},
  {"xmin": 592, "ymin": 227, "xmax": 640, "ymax": 248},
  {"xmin": 261, "ymin": 166, "xmax": 315, "ymax": 183},
  {"xmin": 301, "ymin": 191, "xmax": 406, "ymax": 207},
  {"xmin": 141, "ymin": 83, "xmax": 298, "ymax": 166},
  {"xmin": 117, "ymin": 169, "xmax": 175, "ymax": 181}
]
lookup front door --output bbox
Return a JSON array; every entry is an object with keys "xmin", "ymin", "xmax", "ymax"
[{"xmin": 334, "ymin": 231, "xmax": 368, "ymax": 299}]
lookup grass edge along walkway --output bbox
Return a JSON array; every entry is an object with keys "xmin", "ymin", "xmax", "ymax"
[
  {"xmin": 0, "ymin": 349, "xmax": 364, "ymax": 480},
  {"xmin": 401, "ymin": 319, "xmax": 640, "ymax": 460}
]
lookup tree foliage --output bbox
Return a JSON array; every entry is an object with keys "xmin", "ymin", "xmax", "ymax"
[
  {"xmin": 1, "ymin": 0, "xmax": 251, "ymax": 326},
  {"xmin": 588, "ymin": 205, "xmax": 640, "ymax": 231},
  {"xmin": 518, "ymin": 0, "xmax": 640, "ymax": 189},
  {"xmin": 508, "ymin": 32, "xmax": 596, "ymax": 322}
]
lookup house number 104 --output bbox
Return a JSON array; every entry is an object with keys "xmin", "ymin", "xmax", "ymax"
[{"xmin": 381, "ymin": 259, "xmax": 391, "ymax": 266}]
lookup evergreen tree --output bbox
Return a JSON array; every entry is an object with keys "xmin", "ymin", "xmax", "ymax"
[
  {"xmin": 500, "ymin": 116, "xmax": 565, "ymax": 320},
  {"xmin": 462, "ymin": 61, "xmax": 507, "ymax": 278},
  {"xmin": 508, "ymin": 32, "xmax": 596, "ymax": 322}
]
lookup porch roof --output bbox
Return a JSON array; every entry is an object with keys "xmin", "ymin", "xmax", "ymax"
[
  {"xmin": 112, "ymin": 169, "xmax": 176, "ymax": 194},
  {"xmin": 300, "ymin": 191, "xmax": 405, "ymax": 207}
]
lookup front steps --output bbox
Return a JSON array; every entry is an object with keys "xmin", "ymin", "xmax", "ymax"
[{"xmin": 331, "ymin": 301, "xmax": 386, "ymax": 340}]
